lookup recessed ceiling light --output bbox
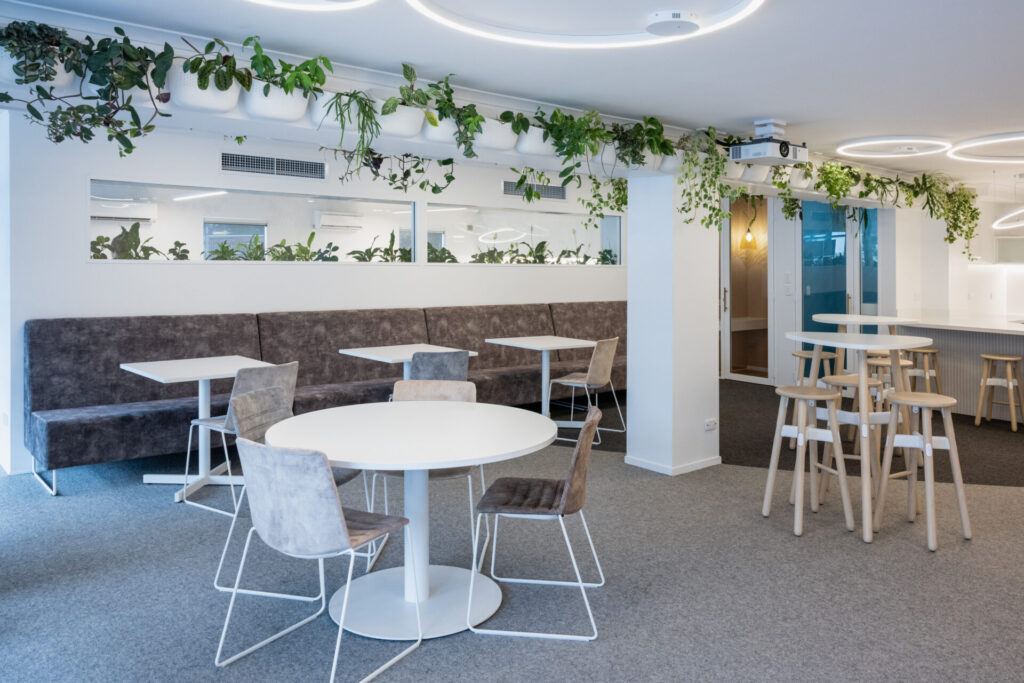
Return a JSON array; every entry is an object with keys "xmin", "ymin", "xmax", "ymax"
[
  {"xmin": 948, "ymin": 132, "xmax": 1024, "ymax": 164},
  {"xmin": 404, "ymin": 0, "xmax": 765, "ymax": 49},
  {"xmin": 993, "ymin": 206, "xmax": 1024, "ymax": 230},
  {"xmin": 836, "ymin": 136, "xmax": 951, "ymax": 158},
  {"xmin": 172, "ymin": 190, "xmax": 228, "ymax": 202},
  {"xmin": 246, "ymin": 0, "xmax": 380, "ymax": 11}
]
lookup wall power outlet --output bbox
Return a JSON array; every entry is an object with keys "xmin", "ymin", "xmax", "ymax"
[{"xmin": 704, "ymin": 418, "xmax": 718, "ymax": 432}]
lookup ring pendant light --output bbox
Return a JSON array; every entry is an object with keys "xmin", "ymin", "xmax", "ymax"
[
  {"xmin": 836, "ymin": 136, "xmax": 951, "ymax": 159},
  {"xmin": 948, "ymin": 132, "xmax": 1024, "ymax": 164},
  {"xmin": 993, "ymin": 206, "xmax": 1024, "ymax": 231},
  {"xmin": 246, "ymin": 0, "xmax": 380, "ymax": 11}
]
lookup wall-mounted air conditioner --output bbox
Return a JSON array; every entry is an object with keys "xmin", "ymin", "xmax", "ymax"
[
  {"xmin": 314, "ymin": 210, "xmax": 362, "ymax": 231},
  {"xmin": 89, "ymin": 201, "xmax": 158, "ymax": 223}
]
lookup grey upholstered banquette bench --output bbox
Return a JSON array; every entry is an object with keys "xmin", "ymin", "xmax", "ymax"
[{"xmin": 23, "ymin": 301, "xmax": 625, "ymax": 493}]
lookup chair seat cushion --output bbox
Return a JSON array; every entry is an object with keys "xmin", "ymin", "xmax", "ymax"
[
  {"xmin": 376, "ymin": 466, "xmax": 472, "ymax": 480},
  {"xmin": 29, "ymin": 394, "xmax": 230, "ymax": 471},
  {"xmin": 333, "ymin": 467, "xmax": 362, "ymax": 486},
  {"xmin": 191, "ymin": 415, "xmax": 229, "ymax": 431},
  {"xmin": 342, "ymin": 507, "xmax": 408, "ymax": 549},
  {"xmin": 477, "ymin": 476, "xmax": 566, "ymax": 516},
  {"xmin": 293, "ymin": 379, "xmax": 395, "ymax": 414},
  {"xmin": 551, "ymin": 371, "xmax": 590, "ymax": 386}
]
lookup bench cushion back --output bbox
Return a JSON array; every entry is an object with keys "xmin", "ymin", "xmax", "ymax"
[
  {"xmin": 424, "ymin": 304, "xmax": 555, "ymax": 370},
  {"xmin": 257, "ymin": 308, "xmax": 428, "ymax": 387},
  {"xmin": 549, "ymin": 301, "xmax": 627, "ymax": 362}
]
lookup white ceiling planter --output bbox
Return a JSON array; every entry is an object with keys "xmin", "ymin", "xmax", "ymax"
[
  {"xmin": 992, "ymin": 206, "xmax": 1024, "ymax": 230},
  {"xmin": 948, "ymin": 132, "xmax": 1024, "ymax": 164},
  {"xmin": 245, "ymin": 0, "xmax": 381, "ymax": 10},
  {"xmin": 836, "ymin": 136, "xmax": 951, "ymax": 159},
  {"xmin": 403, "ymin": 0, "xmax": 765, "ymax": 49}
]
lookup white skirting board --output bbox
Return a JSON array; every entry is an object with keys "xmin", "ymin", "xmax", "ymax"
[
  {"xmin": 623, "ymin": 454, "xmax": 722, "ymax": 476},
  {"xmin": 899, "ymin": 325, "xmax": 1024, "ymax": 421}
]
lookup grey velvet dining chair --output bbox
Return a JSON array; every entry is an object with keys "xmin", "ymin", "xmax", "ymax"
[
  {"xmin": 369, "ymin": 379, "xmax": 490, "ymax": 570},
  {"xmin": 181, "ymin": 361, "xmax": 298, "ymax": 516},
  {"xmin": 215, "ymin": 438, "xmax": 422, "ymax": 682},
  {"xmin": 549, "ymin": 338, "xmax": 625, "ymax": 444},
  {"xmin": 409, "ymin": 350, "xmax": 470, "ymax": 381},
  {"xmin": 467, "ymin": 406, "xmax": 604, "ymax": 641},
  {"xmin": 212, "ymin": 386, "xmax": 373, "ymax": 601}
]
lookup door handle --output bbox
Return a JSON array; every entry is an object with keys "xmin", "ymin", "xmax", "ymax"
[
  {"xmin": 723, "ymin": 287, "xmax": 728, "ymax": 313},
  {"xmin": 846, "ymin": 293, "xmax": 851, "ymax": 313}
]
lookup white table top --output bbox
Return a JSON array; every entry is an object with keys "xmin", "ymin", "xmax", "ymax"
[
  {"xmin": 485, "ymin": 335, "xmax": 595, "ymax": 352},
  {"xmin": 120, "ymin": 355, "xmax": 270, "ymax": 383},
  {"xmin": 265, "ymin": 401, "xmax": 557, "ymax": 470},
  {"xmin": 812, "ymin": 313, "xmax": 917, "ymax": 326},
  {"xmin": 339, "ymin": 343, "xmax": 479, "ymax": 364},
  {"xmin": 786, "ymin": 331, "xmax": 933, "ymax": 351}
]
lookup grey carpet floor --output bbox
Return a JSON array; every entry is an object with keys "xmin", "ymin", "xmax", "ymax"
[{"xmin": 3, "ymin": 444, "xmax": 1024, "ymax": 682}]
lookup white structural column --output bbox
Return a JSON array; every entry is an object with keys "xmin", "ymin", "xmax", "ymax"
[{"xmin": 624, "ymin": 175, "xmax": 721, "ymax": 475}]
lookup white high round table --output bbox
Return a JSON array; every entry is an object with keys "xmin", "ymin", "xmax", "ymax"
[
  {"xmin": 785, "ymin": 331, "xmax": 932, "ymax": 543},
  {"xmin": 264, "ymin": 401, "xmax": 557, "ymax": 640},
  {"xmin": 810, "ymin": 315, "xmax": 919, "ymax": 374}
]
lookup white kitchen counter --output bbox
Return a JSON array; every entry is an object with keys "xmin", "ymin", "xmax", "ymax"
[{"xmin": 900, "ymin": 315, "xmax": 1024, "ymax": 336}]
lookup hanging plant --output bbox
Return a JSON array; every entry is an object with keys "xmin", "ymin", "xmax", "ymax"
[
  {"xmin": 1, "ymin": 23, "xmax": 174, "ymax": 155},
  {"xmin": 608, "ymin": 116, "xmax": 674, "ymax": 167},
  {"xmin": 242, "ymin": 35, "xmax": 331, "ymax": 97},
  {"xmin": 677, "ymin": 127, "xmax": 746, "ymax": 230},
  {"xmin": 509, "ymin": 166, "xmax": 551, "ymax": 202},
  {"xmin": 814, "ymin": 161, "xmax": 861, "ymax": 208},
  {"xmin": 381, "ymin": 63, "xmax": 441, "ymax": 125},
  {"xmin": 533, "ymin": 108, "xmax": 608, "ymax": 188},
  {"xmin": 180, "ymin": 38, "xmax": 252, "ymax": 91},
  {"xmin": 335, "ymin": 148, "xmax": 455, "ymax": 194},
  {"xmin": 320, "ymin": 90, "xmax": 381, "ymax": 164},
  {"xmin": 940, "ymin": 184, "xmax": 980, "ymax": 259},
  {"xmin": 579, "ymin": 176, "xmax": 627, "ymax": 230}
]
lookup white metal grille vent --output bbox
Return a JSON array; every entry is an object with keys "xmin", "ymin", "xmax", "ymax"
[
  {"xmin": 730, "ymin": 146, "xmax": 742, "ymax": 160},
  {"xmin": 221, "ymin": 153, "xmax": 325, "ymax": 179},
  {"xmin": 502, "ymin": 180, "xmax": 566, "ymax": 200}
]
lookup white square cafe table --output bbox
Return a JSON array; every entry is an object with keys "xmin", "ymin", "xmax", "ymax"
[
  {"xmin": 120, "ymin": 355, "xmax": 270, "ymax": 501},
  {"xmin": 784, "ymin": 331, "xmax": 932, "ymax": 543},
  {"xmin": 338, "ymin": 343, "xmax": 478, "ymax": 380},
  {"xmin": 484, "ymin": 335, "xmax": 595, "ymax": 420}
]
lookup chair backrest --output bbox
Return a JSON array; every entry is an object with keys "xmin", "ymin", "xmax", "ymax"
[
  {"xmin": 409, "ymin": 351, "xmax": 470, "ymax": 381},
  {"xmin": 585, "ymin": 338, "xmax": 619, "ymax": 387},
  {"xmin": 230, "ymin": 386, "xmax": 294, "ymax": 443},
  {"xmin": 224, "ymin": 362, "xmax": 298, "ymax": 433},
  {"xmin": 393, "ymin": 379, "xmax": 476, "ymax": 403},
  {"xmin": 235, "ymin": 438, "xmax": 351, "ymax": 558},
  {"xmin": 559, "ymin": 406, "xmax": 602, "ymax": 515}
]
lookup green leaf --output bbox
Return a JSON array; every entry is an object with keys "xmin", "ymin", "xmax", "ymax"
[
  {"xmin": 380, "ymin": 97, "xmax": 399, "ymax": 115},
  {"xmin": 424, "ymin": 110, "xmax": 438, "ymax": 126},
  {"xmin": 401, "ymin": 63, "xmax": 416, "ymax": 84}
]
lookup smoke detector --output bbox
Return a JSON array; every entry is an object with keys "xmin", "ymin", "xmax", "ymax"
[{"xmin": 646, "ymin": 11, "xmax": 700, "ymax": 36}]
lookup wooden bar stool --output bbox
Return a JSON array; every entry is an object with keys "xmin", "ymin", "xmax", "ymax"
[
  {"xmin": 907, "ymin": 347, "xmax": 942, "ymax": 393},
  {"xmin": 821, "ymin": 373, "xmax": 884, "ymax": 448},
  {"xmin": 763, "ymin": 385, "xmax": 854, "ymax": 537},
  {"xmin": 867, "ymin": 356, "xmax": 914, "ymax": 391},
  {"xmin": 787, "ymin": 349, "xmax": 837, "ymax": 448},
  {"xmin": 874, "ymin": 392, "xmax": 971, "ymax": 551},
  {"xmin": 974, "ymin": 353, "xmax": 1024, "ymax": 431}
]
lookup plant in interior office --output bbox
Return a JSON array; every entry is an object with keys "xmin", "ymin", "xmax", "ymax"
[
  {"xmin": 432, "ymin": 73, "xmax": 485, "ymax": 158},
  {"xmin": 381, "ymin": 63, "xmax": 441, "ymax": 125},
  {"xmin": 427, "ymin": 242, "xmax": 458, "ymax": 263},
  {"xmin": 608, "ymin": 116, "xmax": 674, "ymax": 167},
  {"xmin": 338, "ymin": 149, "xmax": 456, "ymax": 194},
  {"xmin": 204, "ymin": 240, "xmax": 240, "ymax": 260},
  {"xmin": 167, "ymin": 240, "xmax": 190, "ymax": 260},
  {"xmin": 266, "ymin": 231, "xmax": 338, "ymax": 261},
  {"xmin": 597, "ymin": 248, "xmax": 618, "ymax": 265},
  {"xmin": 0, "ymin": 23, "xmax": 175, "ymax": 156},
  {"xmin": 814, "ymin": 161, "xmax": 861, "ymax": 208},
  {"xmin": 498, "ymin": 110, "xmax": 531, "ymax": 134},
  {"xmin": 508, "ymin": 166, "xmax": 551, "ymax": 202},
  {"xmin": 469, "ymin": 246, "xmax": 506, "ymax": 264},
  {"xmin": 534, "ymin": 108, "xmax": 609, "ymax": 189},
  {"xmin": 579, "ymin": 175, "xmax": 627, "ymax": 230},
  {"xmin": 237, "ymin": 234, "xmax": 265, "ymax": 261},
  {"xmin": 180, "ymin": 37, "xmax": 252, "ymax": 91},
  {"xmin": 507, "ymin": 240, "xmax": 552, "ymax": 264},
  {"xmin": 378, "ymin": 230, "xmax": 412, "ymax": 262},
  {"xmin": 320, "ymin": 90, "xmax": 381, "ymax": 165},
  {"xmin": 676, "ymin": 127, "xmax": 746, "ymax": 230},
  {"xmin": 345, "ymin": 235, "xmax": 380, "ymax": 262},
  {"xmin": 241, "ymin": 35, "xmax": 331, "ymax": 97},
  {"xmin": 775, "ymin": 161, "xmax": 812, "ymax": 220},
  {"xmin": 942, "ymin": 184, "xmax": 981, "ymax": 259},
  {"xmin": 557, "ymin": 244, "xmax": 593, "ymax": 264},
  {"xmin": 90, "ymin": 222, "xmax": 164, "ymax": 260}
]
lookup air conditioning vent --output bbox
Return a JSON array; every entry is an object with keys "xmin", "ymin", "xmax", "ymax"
[
  {"xmin": 502, "ymin": 180, "xmax": 566, "ymax": 200},
  {"xmin": 221, "ymin": 153, "xmax": 325, "ymax": 179}
]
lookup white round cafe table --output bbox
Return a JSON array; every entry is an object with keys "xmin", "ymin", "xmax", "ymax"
[
  {"xmin": 811, "ymin": 313, "xmax": 917, "ymax": 332},
  {"xmin": 785, "ymin": 331, "xmax": 932, "ymax": 543},
  {"xmin": 264, "ymin": 401, "xmax": 557, "ymax": 640}
]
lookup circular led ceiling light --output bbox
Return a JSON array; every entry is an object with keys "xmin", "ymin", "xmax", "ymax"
[
  {"xmin": 246, "ymin": 0, "xmax": 380, "ymax": 11},
  {"xmin": 836, "ymin": 136, "xmax": 951, "ymax": 159},
  {"xmin": 992, "ymin": 206, "xmax": 1024, "ymax": 230},
  {"xmin": 478, "ymin": 228, "xmax": 526, "ymax": 244},
  {"xmin": 404, "ymin": 0, "xmax": 765, "ymax": 49},
  {"xmin": 948, "ymin": 132, "xmax": 1024, "ymax": 164}
]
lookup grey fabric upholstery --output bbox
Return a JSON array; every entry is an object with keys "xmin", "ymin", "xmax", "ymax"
[
  {"xmin": 549, "ymin": 301, "xmax": 627, "ymax": 393},
  {"xmin": 222, "ymin": 362, "xmax": 298, "ymax": 433},
  {"xmin": 235, "ymin": 438, "xmax": 407, "ymax": 557},
  {"xmin": 423, "ymin": 304, "xmax": 555, "ymax": 371},
  {"xmin": 292, "ymin": 379, "xmax": 395, "ymax": 415},
  {"xmin": 23, "ymin": 313, "xmax": 259, "ymax": 471},
  {"xmin": 409, "ymin": 351, "xmax": 469, "ymax": 381},
  {"xmin": 477, "ymin": 407, "xmax": 601, "ymax": 517}
]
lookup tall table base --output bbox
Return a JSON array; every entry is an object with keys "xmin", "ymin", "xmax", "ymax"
[{"xmin": 329, "ymin": 566, "xmax": 501, "ymax": 640}]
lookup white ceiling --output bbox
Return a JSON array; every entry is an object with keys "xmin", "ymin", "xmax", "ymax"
[{"xmin": 12, "ymin": 0, "xmax": 1024, "ymax": 193}]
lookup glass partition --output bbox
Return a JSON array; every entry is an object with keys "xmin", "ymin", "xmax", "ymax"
[
  {"xmin": 88, "ymin": 180, "xmax": 414, "ymax": 262},
  {"xmin": 725, "ymin": 196, "xmax": 769, "ymax": 378},
  {"xmin": 422, "ymin": 203, "xmax": 620, "ymax": 265}
]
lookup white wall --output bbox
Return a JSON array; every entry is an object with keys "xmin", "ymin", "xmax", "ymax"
[
  {"xmin": 0, "ymin": 110, "xmax": 11, "ymax": 471},
  {"xmin": 2, "ymin": 119, "xmax": 626, "ymax": 474}
]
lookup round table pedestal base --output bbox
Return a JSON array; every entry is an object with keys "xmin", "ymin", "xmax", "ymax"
[{"xmin": 329, "ymin": 565, "xmax": 501, "ymax": 640}]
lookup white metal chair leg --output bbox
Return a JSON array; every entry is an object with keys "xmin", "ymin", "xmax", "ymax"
[
  {"xmin": 366, "ymin": 473, "xmax": 390, "ymax": 571},
  {"xmin": 487, "ymin": 511, "xmax": 605, "ymax": 588},
  {"xmin": 467, "ymin": 466, "xmax": 491, "ymax": 572},
  {"xmin": 182, "ymin": 424, "xmax": 238, "ymax": 517},
  {"xmin": 597, "ymin": 381, "xmax": 627, "ymax": 434},
  {"xmin": 333, "ymin": 527, "xmax": 424, "ymax": 682},
  {"xmin": 215, "ymin": 528, "xmax": 327, "ymax": 668},
  {"xmin": 469, "ymin": 512, "xmax": 598, "ymax": 641},
  {"xmin": 32, "ymin": 462, "xmax": 57, "ymax": 496}
]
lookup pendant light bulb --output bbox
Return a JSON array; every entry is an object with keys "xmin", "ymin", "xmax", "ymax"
[{"xmin": 745, "ymin": 227, "xmax": 753, "ymax": 243}]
